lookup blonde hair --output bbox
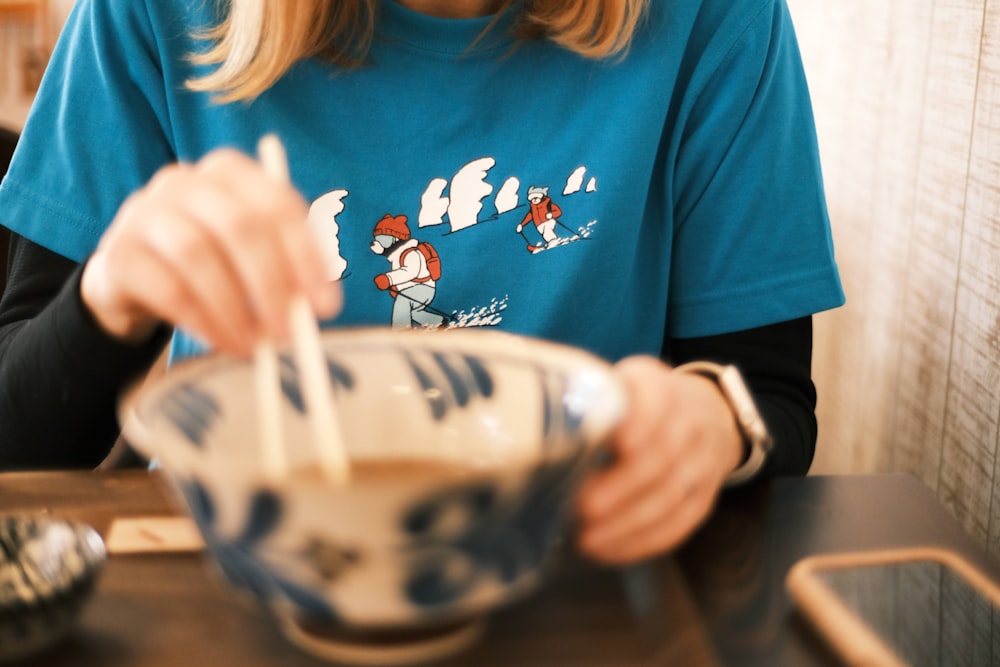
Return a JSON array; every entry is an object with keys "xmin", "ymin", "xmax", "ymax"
[{"xmin": 188, "ymin": 0, "xmax": 649, "ymax": 103}]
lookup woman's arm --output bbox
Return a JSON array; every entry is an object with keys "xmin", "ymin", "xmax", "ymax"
[
  {"xmin": 0, "ymin": 233, "xmax": 168, "ymax": 470},
  {"xmin": 576, "ymin": 316, "xmax": 817, "ymax": 564},
  {"xmin": 1, "ymin": 146, "xmax": 342, "ymax": 470},
  {"xmin": 668, "ymin": 316, "xmax": 817, "ymax": 477}
]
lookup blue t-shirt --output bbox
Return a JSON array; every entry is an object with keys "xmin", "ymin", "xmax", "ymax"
[{"xmin": 0, "ymin": 0, "xmax": 844, "ymax": 363}]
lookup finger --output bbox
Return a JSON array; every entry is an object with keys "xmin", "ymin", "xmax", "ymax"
[
  {"xmin": 581, "ymin": 497, "xmax": 710, "ymax": 565},
  {"xmin": 576, "ymin": 421, "xmax": 680, "ymax": 523},
  {"xmin": 279, "ymin": 217, "xmax": 343, "ymax": 320},
  {"xmin": 578, "ymin": 375, "xmax": 712, "ymax": 525},
  {"xmin": 611, "ymin": 356, "xmax": 676, "ymax": 457},
  {"xmin": 98, "ymin": 235, "xmax": 250, "ymax": 355},
  {"xmin": 580, "ymin": 456, "xmax": 703, "ymax": 550},
  {"xmin": 578, "ymin": 475, "xmax": 717, "ymax": 565},
  {"xmin": 200, "ymin": 149, "xmax": 339, "ymax": 322},
  {"xmin": 583, "ymin": 405, "xmax": 727, "ymax": 525},
  {"xmin": 130, "ymin": 200, "xmax": 259, "ymax": 354},
  {"xmin": 174, "ymin": 154, "xmax": 304, "ymax": 339}
]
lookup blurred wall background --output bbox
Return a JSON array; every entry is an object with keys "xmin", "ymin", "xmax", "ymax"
[
  {"xmin": 0, "ymin": 0, "xmax": 72, "ymax": 130},
  {"xmin": 788, "ymin": 0, "xmax": 1000, "ymax": 556}
]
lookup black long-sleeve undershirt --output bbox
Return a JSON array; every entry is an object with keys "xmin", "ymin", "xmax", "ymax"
[
  {"xmin": 0, "ymin": 233, "xmax": 168, "ymax": 469},
  {"xmin": 667, "ymin": 316, "xmax": 817, "ymax": 478},
  {"xmin": 0, "ymin": 232, "xmax": 818, "ymax": 474}
]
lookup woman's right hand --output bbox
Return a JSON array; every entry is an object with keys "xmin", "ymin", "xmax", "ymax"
[{"xmin": 80, "ymin": 148, "xmax": 341, "ymax": 357}]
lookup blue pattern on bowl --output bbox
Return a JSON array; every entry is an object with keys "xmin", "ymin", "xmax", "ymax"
[
  {"xmin": 179, "ymin": 479, "xmax": 339, "ymax": 621},
  {"xmin": 279, "ymin": 353, "xmax": 354, "ymax": 414},
  {"xmin": 177, "ymin": 445, "xmax": 591, "ymax": 621},
  {"xmin": 401, "ymin": 451, "xmax": 587, "ymax": 608},
  {"xmin": 405, "ymin": 351, "xmax": 496, "ymax": 421},
  {"xmin": 158, "ymin": 340, "xmax": 596, "ymax": 458},
  {"xmin": 160, "ymin": 383, "xmax": 220, "ymax": 448}
]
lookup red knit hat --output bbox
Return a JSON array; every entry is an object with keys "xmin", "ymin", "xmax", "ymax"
[{"xmin": 373, "ymin": 214, "xmax": 411, "ymax": 241}]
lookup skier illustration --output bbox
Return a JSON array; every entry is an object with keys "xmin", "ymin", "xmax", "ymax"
[
  {"xmin": 515, "ymin": 185, "xmax": 563, "ymax": 251},
  {"xmin": 371, "ymin": 213, "xmax": 446, "ymax": 329}
]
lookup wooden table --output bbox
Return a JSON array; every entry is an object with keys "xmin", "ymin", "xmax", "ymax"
[{"xmin": 1, "ymin": 471, "xmax": 993, "ymax": 666}]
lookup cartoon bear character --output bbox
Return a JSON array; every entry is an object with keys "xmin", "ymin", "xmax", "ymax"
[
  {"xmin": 371, "ymin": 214, "xmax": 445, "ymax": 329},
  {"xmin": 516, "ymin": 185, "xmax": 563, "ymax": 249}
]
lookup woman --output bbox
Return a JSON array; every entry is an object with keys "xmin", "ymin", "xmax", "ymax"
[{"xmin": 0, "ymin": 0, "xmax": 843, "ymax": 564}]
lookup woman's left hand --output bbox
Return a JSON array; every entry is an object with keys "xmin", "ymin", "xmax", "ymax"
[{"xmin": 575, "ymin": 355, "xmax": 745, "ymax": 564}]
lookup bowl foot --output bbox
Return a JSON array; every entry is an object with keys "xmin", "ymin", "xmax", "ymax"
[{"xmin": 277, "ymin": 614, "xmax": 486, "ymax": 666}]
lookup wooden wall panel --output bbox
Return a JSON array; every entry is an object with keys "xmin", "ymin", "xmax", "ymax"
[
  {"xmin": 794, "ymin": 0, "xmax": 935, "ymax": 476},
  {"xmin": 792, "ymin": 0, "xmax": 1000, "ymax": 554},
  {"xmin": 795, "ymin": 0, "xmax": 870, "ymax": 474},
  {"xmin": 890, "ymin": 0, "xmax": 983, "ymax": 493},
  {"xmin": 784, "ymin": 0, "xmax": 863, "ymax": 473},
  {"xmin": 854, "ymin": 0, "xmax": 934, "ymax": 475},
  {"xmin": 826, "ymin": 1, "xmax": 886, "ymax": 474},
  {"xmin": 967, "ymin": 1, "xmax": 1000, "ymax": 558}
]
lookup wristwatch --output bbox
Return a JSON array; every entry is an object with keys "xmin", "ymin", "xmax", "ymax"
[{"xmin": 674, "ymin": 361, "xmax": 773, "ymax": 486}]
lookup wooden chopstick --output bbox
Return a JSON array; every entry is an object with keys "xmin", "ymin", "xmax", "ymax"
[
  {"xmin": 288, "ymin": 296, "xmax": 350, "ymax": 484},
  {"xmin": 256, "ymin": 135, "xmax": 351, "ymax": 485},
  {"xmin": 254, "ymin": 337, "xmax": 287, "ymax": 480}
]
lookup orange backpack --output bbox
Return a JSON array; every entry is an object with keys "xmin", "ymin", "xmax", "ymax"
[{"xmin": 401, "ymin": 242, "xmax": 441, "ymax": 282}]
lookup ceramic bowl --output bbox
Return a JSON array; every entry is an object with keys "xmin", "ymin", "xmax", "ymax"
[
  {"xmin": 122, "ymin": 327, "xmax": 626, "ymax": 664},
  {"xmin": 0, "ymin": 515, "xmax": 107, "ymax": 663}
]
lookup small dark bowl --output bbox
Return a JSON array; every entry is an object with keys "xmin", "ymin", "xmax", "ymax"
[{"xmin": 0, "ymin": 515, "xmax": 107, "ymax": 663}]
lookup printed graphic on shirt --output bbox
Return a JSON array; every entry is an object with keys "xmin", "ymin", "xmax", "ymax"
[
  {"xmin": 516, "ymin": 185, "xmax": 563, "ymax": 252},
  {"xmin": 370, "ymin": 213, "xmax": 448, "ymax": 329},
  {"xmin": 306, "ymin": 158, "xmax": 598, "ymax": 330},
  {"xmin": 307, "ymin": 189, "xmax": 350, "ymax": 281}
]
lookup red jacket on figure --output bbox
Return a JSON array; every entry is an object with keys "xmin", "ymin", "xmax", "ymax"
[{"xmin": 521, "ymin": 197, "xmax": 562, "ymax": 228}]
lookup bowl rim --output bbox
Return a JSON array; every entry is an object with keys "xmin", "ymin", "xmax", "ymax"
[{"xmin": 119, "ymin": 327, "xmax": 627, "ymax": 474}]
